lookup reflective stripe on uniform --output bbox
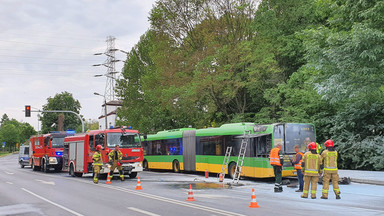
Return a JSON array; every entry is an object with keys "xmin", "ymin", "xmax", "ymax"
[
  {"xmin": 311, "ymin": 190, "xmax": 316, "ymax": 194},
  {"xmin": 322, "ymin": 189, "xmax": 328, "ymax": 193},
  {"xmin": 324, "ymin": 151, "xmax": 338, "ymax": 171},
  {"xmin": 303, "ymin": 190, "xmax": 309, "ymax": 194},
  {"xmin": 305, "ymin": 154, "xmax": 319, "ymax": 174},
  {"xmin": 269, "ymin": 147, "xmax": 282, "ymax": 166},
  {"xmin": 334, "ymin": 188, "xmax": 340, "ymax": 192}
]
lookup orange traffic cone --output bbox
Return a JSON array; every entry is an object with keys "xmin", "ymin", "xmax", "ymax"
[
  {"xmin": 249, "ymin": 188, "xmax": 260, "ymax": 208},
  {"xmin": 135, "ymin": 177, "xmax": 142, "ymax": 190},
  {"xmin": 219, "ymin": 173, "xmax": 224, "ymax": 182},
  {"xmin": 186, "ymin": 184, "xmax": 196, "ymax": 201},
  {"xmin": 106, "ymin": 172, "xmax": 111, "ymax": 184}
]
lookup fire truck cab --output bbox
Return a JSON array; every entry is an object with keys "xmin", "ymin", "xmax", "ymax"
[
  {"xmin": 63, "ymin": 127, "xmax": 143, "ymax": 178},
  {"xmin": 29, "ymin": 132, "xmax": 74, "ymax": 172}
]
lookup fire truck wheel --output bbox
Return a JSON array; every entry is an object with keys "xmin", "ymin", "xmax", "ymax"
[
  {"xmin": 32, "ymin": 159, "xmax": 40, "ymax": 171},
  {"xmin": 42, "ymin": 160, "xmax": 48, "ymax": 173},
  {"xmin": 129, "ymin": 172, "xmax": 137, "ymax": 178},
  {"xmin": 69, "ymin": 164, "xmax": 75, "ymax": 177},
  {"xmin": 99, "ymin": 174, "xmax": 107, "ymax": 180},
  {"xmin": 172, "ymin": 160, "xmax": 180, "ymax": 173},
  {"xmin": 75, "ymin": 172, "xmax": 83, "ymax": 177},
  {"xmin": 143, "ymin": 160, "xmax": 149, "ymax": 171}
]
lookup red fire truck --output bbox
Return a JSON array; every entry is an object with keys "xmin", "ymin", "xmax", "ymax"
[
  {"xmin": 29, "ymin": 132, "xmax": 74, "ymax": 172},
  {"xmin": 62, "ymin": 126, "xmax": 143, "ymax": 178}
]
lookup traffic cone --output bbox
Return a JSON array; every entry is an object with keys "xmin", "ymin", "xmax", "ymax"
[
  {"xmin": 106, "ymin": 172, "xmax": 111, "ymax": 184},
  {"xmin": 135, "ymin": 177, "xmax": 142, "ymax": 190},
  {"xmin": 186, "ymin": 184, "xmax": 196, "ymax": 201},
  {"xmin": 219, "ymin": 173, "xmax": 224, "ymax": 182},
  {"xmin": 249, "ymin": 188, "xmax": 259, "ymax": 208}
]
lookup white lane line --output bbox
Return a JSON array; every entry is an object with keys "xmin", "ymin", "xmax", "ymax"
[
  {"xmin": 6, "ymin": 182, "xmax": 13, "ymax": 184},
  {"xmin": 127, "ymin": 207, "xmax": 161, "ymax": 216},
  {"xmin": 35, "ymin": 179, "xmax": 56, "ymax": 185},
  {"xmin": 4, "ymin": 171, "xmax": 14, "ymax": 175},
  {"xmin": 97, "ymin": 184, "xmax": 245, "ymax": 216},
  {"xmin": 21, "ymin": 188, "xmax": 84, "ymax": 216}
]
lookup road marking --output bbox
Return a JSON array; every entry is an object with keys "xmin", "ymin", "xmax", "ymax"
[
  {"xmin": 127, "ymin": 207, "xmax": 161, "ymax": 216},
  {"xmin": 21, "ymin": 188, "xmax": 84, "ymax": 216},
  {"xmin": 6, "ymin": 182, "xmax": 13, "ymax": 184},
  {"xmin": 97, "ymin": 184, "xmax": 245, "ymax": 216},
  {"xmin": 4, "ymin": 171, "xmax": 14, "ymax": 175},
  {"xmin": 35, "ymin": 179, "xmax": 55, "ymax": 185}
]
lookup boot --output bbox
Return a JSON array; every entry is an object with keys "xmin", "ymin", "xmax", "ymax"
[
  {"xmin": 279, "ymin": 187, "xmax": 283, "ymax": 192},
  {"xmin": 295, "ymin": 189, "xmax": 303, "ymax": 192},
  {"xmin": 336, "ymin": 194, "xmax": 341, "ymax": 199},
  {"xmin": 301, "ymin": 195, "xmax": 308, "ymax": 199},
  {"xmin": 321, "ymin": 196, "xmax": 328, "ymax": 199},
  {"xmin": 274, "ymin": 188, "xmax": 281, "ymax": 193},
  {"xmin": 119, "ymin": 171, "xmax": 125, "ymax": 181}
]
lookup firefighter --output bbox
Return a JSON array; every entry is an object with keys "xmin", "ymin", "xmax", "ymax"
[
  {"xmin": 321, "ymin": 140, "xmax": 341, "ymax": 199},
  {"xmin": 270, "ymin": 143, "xmax": 284, "ymax": 192},
  {"xmin": 292, "ymin": 145, "xmax": 304, "ymax": 192},
  {"xmin": 301, "ymin": 142, "xmax": 322, "ymax": 199},
  {"xmin": 92, "ymin": 145, "xmax": 103, "ymax": 184},
  {"xmin": 108, "ymin": 144, "xmax": 124, "ymax": 181}
]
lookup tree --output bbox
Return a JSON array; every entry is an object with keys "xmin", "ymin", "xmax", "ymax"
[{"xmin": 40, "ymin": 92, "xmax": 82, "ymax": 133}]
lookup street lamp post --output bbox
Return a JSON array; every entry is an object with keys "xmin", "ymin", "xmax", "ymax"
[{"xmin": 94, "ymin": 92, "xmax": 108, "ymax": 130}]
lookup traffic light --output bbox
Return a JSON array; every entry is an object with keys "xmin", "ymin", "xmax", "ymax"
[{"xmin": 25, "ymin": 105, "xmax": 31, "ymax": 117}]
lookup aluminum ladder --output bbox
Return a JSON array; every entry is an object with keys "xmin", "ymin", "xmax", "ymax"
[
  {"xmin": 219, "ymin": 146, "xmax": 232, "ymax": 181},
  {"xmin": 232, "ymin": 136, "xmax": 248, "ymax": 184}
]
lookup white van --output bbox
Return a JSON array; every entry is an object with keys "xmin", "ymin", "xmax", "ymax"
[{"xmin": 18, "ymin": 145, "xmax": 30, "ymax": 168}]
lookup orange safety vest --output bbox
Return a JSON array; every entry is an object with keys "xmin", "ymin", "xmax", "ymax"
[
  {"xmin": 294, "ymin": 152, "xmax": 304, "ymax": 170},
  {"xmin": 270, "ymin": 147, "xmax": 282, "ymax": 166}
]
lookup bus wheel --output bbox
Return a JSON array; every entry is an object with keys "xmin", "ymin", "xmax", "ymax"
[
  {"xmin": 173, "ymin": 160, "xmax": 180, "ymax": 173},
  {"xmin": 143, "ymin": 160, "xmax": 149, "ymax": 171},
  {"xmin": 69, "ymin": 164, "xmax": 75, "ymax": 177},
  {"xmin": 129, "ymin": 172, "xmax": 138, "ymax": 178},
  {"xmin": 228, "ymin": 162, "xmax": 237, "ymax": 179}
]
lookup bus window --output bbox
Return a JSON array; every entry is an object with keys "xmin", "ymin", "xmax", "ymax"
[
  {"xmin": 285, "ymin": 124, "xmax": 315, "ymax": 153},
  {"xmin": 165, "ymin": 138, "xmax": 182, "ymax": 155},
  {"xmin": 254, "ymin": 134, "xmax": 272, "ymax": 157},
  {"xmin": 274, "ymin": 124, "xmax": 284, "ymax": 149}
]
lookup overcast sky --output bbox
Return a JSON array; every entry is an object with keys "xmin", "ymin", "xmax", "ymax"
[{"xmin": 0, "ymin": 0, "xmax": 156, "ymax": 130}]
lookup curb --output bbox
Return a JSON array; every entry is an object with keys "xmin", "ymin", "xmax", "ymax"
[{"xmin": 350, "ymin": 178, "xmax": 384, "ymax": 186}]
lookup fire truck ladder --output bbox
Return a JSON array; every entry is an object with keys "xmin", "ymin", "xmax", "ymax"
[
  {"xmin": 219, "ymin": 146, "xmax": 232, "ymax": 181},
  {"xmin": 232, "ymin": 132, "xmax": 249, "ymax": 184}
]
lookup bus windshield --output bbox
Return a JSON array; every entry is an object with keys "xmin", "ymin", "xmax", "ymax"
[
  {"xmin": 107, "ymin": 132, "xmax": 141, "ymax": 148},
  {"xmin": 51, "ymin": 137, "xmax": 65, "ymax": 148},
  {"xmin": 285, "ymin": 124, "xmax": 316, "ymax": 153}
]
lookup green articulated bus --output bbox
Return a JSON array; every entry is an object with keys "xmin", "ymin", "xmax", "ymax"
[{"xmin": 142, "ymin": 123, "xmax": 316, "ymax": 178}]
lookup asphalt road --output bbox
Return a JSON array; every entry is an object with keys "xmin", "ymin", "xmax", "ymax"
[{"xmin": 1, "ymin": 154, "xmax": 384, "ymax": 216}]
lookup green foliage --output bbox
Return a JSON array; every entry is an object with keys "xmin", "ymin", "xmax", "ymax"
[
  {"xmin": 40, "ymin": 91, "xmax": 82, "ymax": 133},
  {"xmin": 116, "ymin": 0, "xmax": 384, "ymax": 170},
  {"xmin": 0, "ymin": 115, "xmax": 37, "ymax": 151}
]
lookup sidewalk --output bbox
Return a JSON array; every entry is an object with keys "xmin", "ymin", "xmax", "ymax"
[{"xmin": 339, "ymin": 169, "xmax": 384, "ymax": 186}]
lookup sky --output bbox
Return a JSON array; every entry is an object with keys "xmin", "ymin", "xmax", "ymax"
[{"xmin": 0, "ymin": 0, "xmax": 156, "ymax": 130}]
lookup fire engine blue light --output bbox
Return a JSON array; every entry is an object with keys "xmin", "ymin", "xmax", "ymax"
[
  {"xmin": 128, "ymin": 126, "xmax": 132, "ymax": 129},
  {"xmin": 56, "ymin": 152, "xmax": 63, "ymax": 156},
  {"xmin": 66, "ymin": 130, "xmax": 76, "ymax": 134}
]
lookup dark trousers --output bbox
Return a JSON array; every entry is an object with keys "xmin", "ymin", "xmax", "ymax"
[
  {"xmin": 296, "ymin": 169, "xmax": 304, "ymax": 191},
  {"xmin": 273, "ymin": 165, "xmax": 282, "ymax": 189}
]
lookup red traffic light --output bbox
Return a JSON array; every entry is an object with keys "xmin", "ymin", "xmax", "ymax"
[{"xmin": 25, "ymin": 105, "xmax": 31, "ymax": 117}]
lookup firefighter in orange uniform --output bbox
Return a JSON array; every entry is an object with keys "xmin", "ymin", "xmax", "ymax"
[
  {"xmin": 292, "ymin": 145, "xmax": 304, "ymax": 192},
  {"xmin": 321, "ymin": 140, "xmax": 341, "ymax": 199},
  {"xmin": 92, "ymin": 145, "xmax": 103, "ymax": 184},
  {"xmin": 108, "ymin": 144, "xmax": 124, "ymax": 181},
  {"xmin": 301, "ymin": 142, "xmax": 322, "ymax": 199},
  {"xmin": 270, "ymin": 143, "xmax": 283, "ymax": 192}
]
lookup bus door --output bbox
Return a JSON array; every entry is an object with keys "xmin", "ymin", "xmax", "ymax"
[{"xmin": 182, "ymin": 130, "xmax": 196, "ymax": 171}]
